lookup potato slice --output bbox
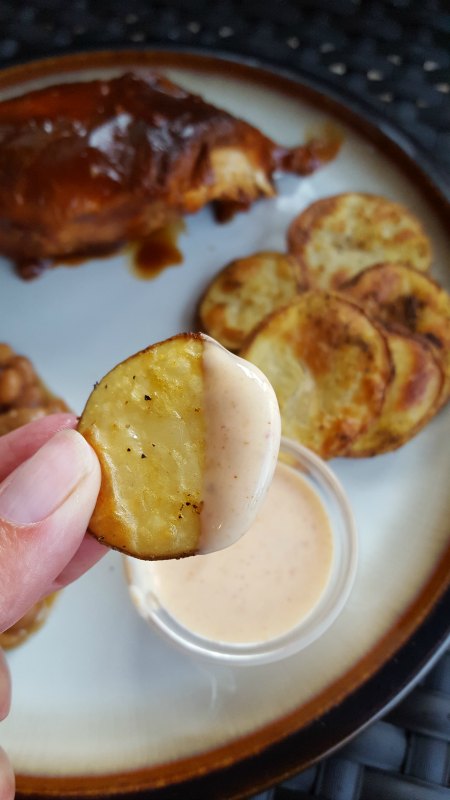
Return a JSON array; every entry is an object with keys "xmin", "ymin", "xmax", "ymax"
[
  {"xmin": 78, "ymin": 334, "xmax": 205, "ymax": 559},
  {"xmin": 240, "ymin": 291, "xmax": 392, "ymax": 459},
  {"xmin": 346, "ymin": 326, "xmax": 444, "ymax": 456},
  {"xmin": 78, "ymin": 333, "xmax": 281, "ymax": 559},
  {"xmin": 287, "ymin": 193, "xmax": 432, "ymax": 289},
  {"xmin": 198, "ymin": 251, "xmax": 300, "ymax": 352},
  {"xmin": 342, "ymin": 262, "xmax": 450, "ymax": 406}
]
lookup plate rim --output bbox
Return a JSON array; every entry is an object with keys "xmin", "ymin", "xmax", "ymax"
[{"xmin": 2, "ymin": 46, "xmax": 449, "ymax": 800}]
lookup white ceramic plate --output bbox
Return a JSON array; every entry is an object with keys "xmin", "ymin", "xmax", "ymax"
[{"xmin": 1, "ymin": 51, "xmax": 450, "ymax": 799}]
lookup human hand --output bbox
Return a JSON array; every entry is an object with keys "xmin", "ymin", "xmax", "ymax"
[{"xmin": 0, "ymin": 413, "xmax": 104, "ymax": 799}]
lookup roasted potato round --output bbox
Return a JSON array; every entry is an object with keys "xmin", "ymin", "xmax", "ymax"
[
  {"xmin": 78, "ymin": 334, "xmax": 206, "ymax": 559},
  {"xmin": 240, "ymin": 291, "xmax": 393, "ymax": 459},
  {"xmin": 198, "ymin": 251, "xmax": 300, "ymax": 352},
  {"xmin": 346, "ymin": 326, "xmax": 444, "ymax": 457},
  {"xmin": 287, "ymin": 193, "xmax": 432, "ymax": 289},
  {"xmin": 342, "ymin": 262, "xmax": 450, "ymax": 407},
  {"xmin": 78, "ymin": 333, "xmax": 280, "ymax": 559}
]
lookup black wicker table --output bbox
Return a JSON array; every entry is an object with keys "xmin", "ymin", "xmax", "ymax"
[{"xmin": 0, "ymin": 2, "xmax": 449, "ymax": 799}]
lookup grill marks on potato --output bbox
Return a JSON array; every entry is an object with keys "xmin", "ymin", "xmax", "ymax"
[
  {"xmin": 78, "ymin": 334, "xmax": 206, "ymax": 559},
  {"xmin": 342, "ymin": 263, "xmax": 450, "ymax": 407},
  {"xmin": 287, "ymin": 193, "xmax": 432, "ymax": 290},
  {"xmin": 198, "ymin": 252, "xmax": 300, "ymax": 352},
  {"xmin": 345, "ymin": 327, "xmax": 444, "ymax": 456},
  {"xmin": 241, "ymin": 291, "xmax": 392, "ymax": 459}
]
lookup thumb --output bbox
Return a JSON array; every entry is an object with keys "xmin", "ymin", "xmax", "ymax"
[{"xmin": 0, "ymin": 429, "xmax": 100, "ymax": 632}]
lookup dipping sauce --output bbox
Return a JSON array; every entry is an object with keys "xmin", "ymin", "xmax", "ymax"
[
  {"xmin": 200, "ymin": 337, "xmax": 281, "ymax": 553},
  {"xmin": 128, "ymin": 459, "xmax": 334, "ymax": 645}
]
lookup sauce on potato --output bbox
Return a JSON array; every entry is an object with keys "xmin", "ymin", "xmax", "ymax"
[{"xmin": 78, "ymin": 333, "xmax": 280, "ymax": 559}]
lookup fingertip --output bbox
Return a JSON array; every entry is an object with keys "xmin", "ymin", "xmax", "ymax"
[
  {"xmin": 64, "ymin": 429, "xmax": 101, "ymax": 485},
  {"xmin": 0, "ymin": 428, "xmax": 100, "ymax": 526},
  {"xmin": 0, "ymin": 413, "xmax": 79, "ymax": 483}
]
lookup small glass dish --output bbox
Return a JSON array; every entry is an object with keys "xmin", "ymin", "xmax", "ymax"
[{"xmin": 125, "ymin": 437, "xmax": 358, "ymax": 666}]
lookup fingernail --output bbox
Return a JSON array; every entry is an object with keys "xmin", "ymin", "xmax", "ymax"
[{"xmin": 0, "ymin": 429, "xmax": 97, "ymax": 524}]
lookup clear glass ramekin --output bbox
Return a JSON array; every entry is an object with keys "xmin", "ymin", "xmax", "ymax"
[{"xmin": 124, "ymin": 437, "xmax": 358, "ymax": 666}]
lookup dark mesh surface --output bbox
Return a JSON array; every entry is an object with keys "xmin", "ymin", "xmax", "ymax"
[
  {"xmin": 249, "ymin": 646, "xmax": 450, "ymax": 798},
  {"xmin": 0, "ymin": 0, "xmax": 449, "ymax": 173},
  {"xmin": 0, "ymin": 2, "xmax": 449, "ymax": 798}
]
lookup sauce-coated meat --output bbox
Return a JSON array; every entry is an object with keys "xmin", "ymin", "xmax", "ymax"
[{"xmin": 0, "ymin": 72, "xmax": 338, "ymax": 278}]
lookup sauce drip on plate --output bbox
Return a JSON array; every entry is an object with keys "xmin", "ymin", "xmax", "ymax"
[{"xmin": 131, "ymin": 220, "xmax": 185, "ymax": 280}]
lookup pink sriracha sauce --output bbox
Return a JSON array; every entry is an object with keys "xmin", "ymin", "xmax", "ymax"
[{"xmin": 128, "ymin": 337, "xmax": 334, "ymax": 645}]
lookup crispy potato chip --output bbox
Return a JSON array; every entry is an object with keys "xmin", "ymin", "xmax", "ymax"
[
  {"xmin": 198, "ymin": 251, "xmax": 300, "ymax": 351},
  {"xmin": 78, "ymin": 334, "xmax": 205, "ymax": 559},
  {"xmin": 287, "ymin": 193, "xmax": 432, "ymax": 289},
  {"xmin": 342, "ymin": 262, "xmax": 450, "ymax": 406},
  {"xmin": 346, "ymin": 326, "xmax": 444, "ymax": 456},
  {"xmin": 240, "ymin": 291, "xmax": 392, "ymax": 459}
]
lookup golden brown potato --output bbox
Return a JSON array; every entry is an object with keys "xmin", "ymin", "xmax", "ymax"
[
  {"xmin": 346, "ymin": 326, "xmax": 444, "ymax": 456},
  {"xmin": 78, "ymin": 334, "xmax": 206, "ymax": 559},
  {"xmin": 240, "ymin": 291, "xmax": 392, "ymax": 459},
  {"xmin": 342, "ymin": 262, "xmax": 450, "ymax": 406},
  {"xmin": 198, "ymin": 251, "xmax": 300, "ymax": 351},
  {"xmin": 287, "ymin": 193, "xmax": 432, "ymax": 289}
]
